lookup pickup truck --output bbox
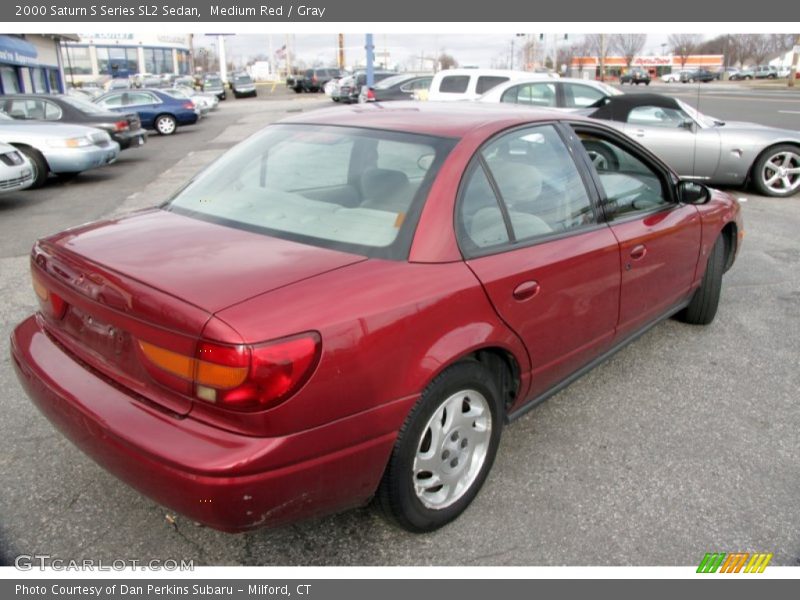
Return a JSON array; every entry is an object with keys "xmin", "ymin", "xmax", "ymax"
[{"xmin": 286, "ymin": 68, "xmax": 342, "ymax": 93}]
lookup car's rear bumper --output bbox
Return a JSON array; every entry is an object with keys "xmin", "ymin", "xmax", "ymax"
[
  {"xmin": 177, "ymin": 112, "xmax": 199, "ymax": 126},
  {"xmin": 112, "ymin": 129, "xmax": 148, "ymax": 150},
  {"xmin": 11, "ymin": 314, "xmax": 404, "ymax": 532}
]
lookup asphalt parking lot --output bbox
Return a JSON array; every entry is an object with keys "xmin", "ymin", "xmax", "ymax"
[{"xmin": 0, "ymin": 83, "xmax": 798, "ymax": 567}]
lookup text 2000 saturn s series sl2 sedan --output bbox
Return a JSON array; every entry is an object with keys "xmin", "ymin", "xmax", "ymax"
[{"xmin": 11, "ymin": 103, "xmax": 743, "ymax": 533}]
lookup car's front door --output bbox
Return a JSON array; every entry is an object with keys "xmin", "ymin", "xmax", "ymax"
[
  {"xmin": 571, "ymin": 125, "xmax": 702, "ymax": 339},
  {"xmin": 622, "ymin": 104, "xmax": 721, "ymax": 180},
  {"xmin": 457, "ymin": 123, "xmax": 621, "ymax": 403}
]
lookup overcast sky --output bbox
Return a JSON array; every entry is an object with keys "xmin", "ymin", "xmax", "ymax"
[{"xmin": 195, "ymin": 33, "xmax": 682, "ymax": 70}]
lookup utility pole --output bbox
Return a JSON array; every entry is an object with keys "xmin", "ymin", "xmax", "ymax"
[
  {"xmin": 284, "ymin": 33, "xmax": 291, "ymax": 79},
  {"xmin": 599, "ymin": 33, "xmax": 606, "ymax": 82},
  {"xmin": 365, "ymin": 33, "xmax": 375, "ymax": 87},
  {"xmin": 338, "ymin": 33, "xmax": 345, "ymax": 70},
  {"xmin": 510, "ymin": 38, "xmax": 515, "ymax": 70}
]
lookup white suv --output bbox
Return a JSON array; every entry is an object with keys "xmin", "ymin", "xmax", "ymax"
[{"xmin": 425, "ymin": 69, "xmax": 555, "ymax": 102}]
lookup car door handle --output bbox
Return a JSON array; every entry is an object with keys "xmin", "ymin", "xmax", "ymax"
[
  {"xmin": 630, "ymin": 244, "xmax": 648, "ymax": 260},
  {"xmin": 634, "ymin": 129, "xmax": 645, "ymax": 137},
  {"xmin": 512, "ymin": 280, "xmax": 541, "ymax": 301}
]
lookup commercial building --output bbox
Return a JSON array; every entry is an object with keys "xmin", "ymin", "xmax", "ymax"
[
  {"xmin": 569, "ymin": 54, "xmax": 724, "ymax": 79},
  {"xmin": 61, "ymin": 34, "xmax": 192, "ymax": 84},
  {"xmin": 0, "ymin": 34, "xmax": 77, "ymax": 95}
]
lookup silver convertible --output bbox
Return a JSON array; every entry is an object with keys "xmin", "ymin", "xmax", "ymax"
[{"xmin": 583, "ymin": 93, "xmax": 800, "ymax": 197}]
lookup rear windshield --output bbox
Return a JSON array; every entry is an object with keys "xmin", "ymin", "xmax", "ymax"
[
  {"xmin": 234, "ymin": 75, "xmax": 253, "ymax": 84},
  {"xmin": 205, "ymin": 77, "xmax": 222, "ymax": 86},
  {"xmin": 59, "ymin": 95, "xmax": 109, "ymax": 114},
  {"xmin": 167, "ymin": 124, "xmax": 457, "ymax": 260}
]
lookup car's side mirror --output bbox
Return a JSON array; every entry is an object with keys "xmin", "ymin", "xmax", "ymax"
[
  {"xmin": 678, "ymin": 181, "xmax": 711, "ymax": 205},
  {"xmin": 680, "ymin": 118, "xmax": 696, "ymax": 131}
]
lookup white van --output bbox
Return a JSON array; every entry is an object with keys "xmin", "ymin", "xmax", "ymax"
[{"xmin": 425, "ymin": 69, "xmax": 556, "ymax": 102}]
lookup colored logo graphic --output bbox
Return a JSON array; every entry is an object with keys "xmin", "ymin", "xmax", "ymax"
[{"xmin": 697, "ymin": 552, "xmax": 773, "ymax": 573}]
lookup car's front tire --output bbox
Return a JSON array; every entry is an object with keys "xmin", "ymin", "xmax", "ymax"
[
  {"xmin": 378, "ymin": 361, "xmax": 503, "ymax": 532},
  {"xmin": 15, "ymin": 145, "xmax": 48, "ymax": 188},
  {"xmin": 752, "ymin": 144, "xmax": 800, "ymax": 197},
  {"xmin": 154, "ymin": 114, "xmax": 177, "ymax": 136},
  {"xmin": 677, "ymin": 235, "xmax": 725, "ymax": 325}
]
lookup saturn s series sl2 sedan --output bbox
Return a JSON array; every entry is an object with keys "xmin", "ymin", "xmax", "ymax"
[{"xmin": 11, "ymin": 102, "xmax": 742, "ymax": 533}]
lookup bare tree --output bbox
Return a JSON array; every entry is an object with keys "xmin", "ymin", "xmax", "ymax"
[
  {"xmin": 669, "ymin": 33, "xmax": 701, "ymax": 68},
  {"xmin": 584, "ymin": 34, "xmax": 610, "ymax": 79},
  {"xmin": 517, "ymin": 38, "xmax": 539, "ymax": 70},
  {"xmin": 437, "ymin": 52, "xmax": 458, "ymax": 70},
  {"xmin": 768, "ymin": 33, "xmax": 797, "ymax": 56},
  {"xmin": 611, "ymin": 34, "xmax": 647, "ymax": 68},
  {"xmin": 749, "ymin": 34, "xmax": 774, "ymax": 65},
  {"xmin": 570, "ymin": 39, "xmax": 591, "ymax": 76},
  {"xmin": 728, "ymin": 34, "xmax": 754, "ymax": 67},
  {"xmin": 556, "ymin": 44, "xmax": 577, "ymax": 75}
]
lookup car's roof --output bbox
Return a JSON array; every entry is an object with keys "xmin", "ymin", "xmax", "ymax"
[
  {"xmin": 588, "ymin": 93, "xmax": 681, "ymax": 122},
  {"xmin": 281, "ymin": 101, "xmax": 579, "ymax": 138}
]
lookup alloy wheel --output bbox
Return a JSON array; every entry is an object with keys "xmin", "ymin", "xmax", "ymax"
[
  {"xmin": 412, "ymin": 389, "xmax": 492, "ymax": 510},
  {"xmin": 761, "ymin": 150, "xmax": 800, "ymax": 195}
]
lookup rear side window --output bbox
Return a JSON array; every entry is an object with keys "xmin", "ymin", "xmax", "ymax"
[
  {"xmin": 564, "ymin": 83, "xmax": 606, "ymax": 108},
  {"xmin": 502, "ymin": 82, "xmax": 556, "ymax": 107},
  {"xmin": 457, "ymin": 124, "xmax": 596, "ymax": 255},
  {"xmin": 438, "ymin": 75, "xmax": 469, "ymax": 93},
  {"xmin": 476, "ymin": 76, "xmax": 509, "ymax": 95}
]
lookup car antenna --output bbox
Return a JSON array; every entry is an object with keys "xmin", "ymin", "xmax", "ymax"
[{"xmin": 692, "ymin": 76, "xmax": 701, "ymax": 180}]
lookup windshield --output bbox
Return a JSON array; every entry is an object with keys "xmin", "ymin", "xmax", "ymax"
[
  {"xmin": 676, "ymin": 99, "xmax": 719, "ymax": 128},
  {"xmin": 234, "ymin": 75, "xmax": 253, "ymax": 84},
  {"xmin": 163, "ymin": 89, "xmax": 190, "ymax": 99},
  {"xmin": 59, "ymin": 95, "xmax": 110, "ymax": 114},
  {"xmin": 205, "ymin": 77, "xmax": 222, "ymax": 86},
  {"xmin": 374, "ymin": 74, "xmax": 415, "ymax": 89},
  {"xmin": 167, "ymin": 124, "xmax": 456, "ymax": 259}
]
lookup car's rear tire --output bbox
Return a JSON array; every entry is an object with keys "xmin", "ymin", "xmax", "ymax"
[
  {"xmin": 752, "ymin": 144, "xmax": 800, "ymax": 197},
  {"xmin": 15, "ymin": 145, "xmax": 48, "ymax": 188},
  {"xmin": 676, "ymin": 235, "xmax": 725, "ymax": 325},
  {"xmin": 378, "ymin": 361, "xmax": 503, "ymax": 532},
  {"xmin": 154, "ymin": 114, "xmax": 177, "ymax": 136}
]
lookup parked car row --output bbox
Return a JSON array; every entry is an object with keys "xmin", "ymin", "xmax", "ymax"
[
  {"xmin": 0, "ymin": 84, "xmax": 224, "ymax": 191},
  {"xmin": 337, "ymin": 67, "xmax": 800, "ymax": 198}
]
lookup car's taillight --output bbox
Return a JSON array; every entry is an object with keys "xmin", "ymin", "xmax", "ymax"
[
  {"xmin": 183, "ymin": 101, "xmax": 195, "ymax": 110},
  {"xmin": 114, "ymin": 120, "xmax": 129, "ymax": 132},
  {"xmin": 367, "ymin": 88, "xmax": 376, "ymax": 101},
  {"xmin": 31, "ymin": 269, "xmax": 66, "ymax": 319},
  {"xmin": 138, "ymin": 333, "xmax": 321, "ymax": 412}
]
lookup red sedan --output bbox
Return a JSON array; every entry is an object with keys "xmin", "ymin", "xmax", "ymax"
[{"xmin": 11, "ymin": 103, "xmax": 743, "ymax": 533}]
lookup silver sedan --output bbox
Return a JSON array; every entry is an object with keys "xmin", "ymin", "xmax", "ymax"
[
  {"xmin": 584, "ymin": 93, "xmax": 800, "ymax": 197},
  {"xmin": 0, "ymin": 112, "xmax": 119, "ymax": 188}
]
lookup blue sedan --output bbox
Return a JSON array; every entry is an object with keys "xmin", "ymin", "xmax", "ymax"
[{"xmin": 94, "ymin": 88, "xmax": 199, "ymax": 136}]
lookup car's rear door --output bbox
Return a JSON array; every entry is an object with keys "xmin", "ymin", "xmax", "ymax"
[
  {"xmin": 569, "ymin": 124, "xmax": 702, "ymax": 339},
  {"xmin": 457, "ymin": 123, "xmax": 621, "ymax": 401}
]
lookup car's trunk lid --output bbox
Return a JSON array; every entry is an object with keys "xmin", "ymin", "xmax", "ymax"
[{"xmin": 34, "ymin": 209, "xmax": 367, "ymax": 414}]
